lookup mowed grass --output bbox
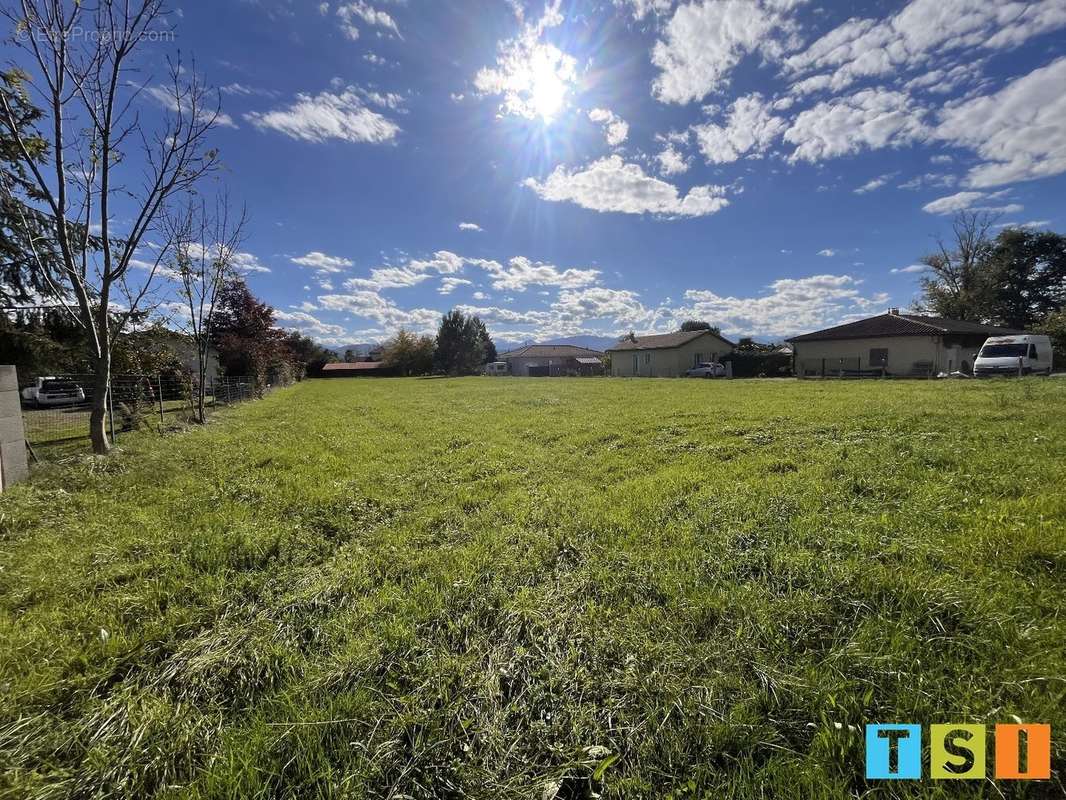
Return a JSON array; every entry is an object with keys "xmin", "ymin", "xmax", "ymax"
[{"xmin": 1, "ymin": 377, "xmax": 1064, "ymax": 799}]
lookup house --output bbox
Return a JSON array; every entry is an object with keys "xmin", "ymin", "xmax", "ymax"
[
  {"xmin": 498, "ymin": 344, "xmax": 605, "ymax": 376},
  {"xmin": 321, "ymin": 362, "xmax": 394, "ymax": 377},
  {"xmin": 788, "ymin": 310, "xmax": 1025, "ymax": 377},
  {"xmin": 607, "ymin": 329, "xmax": 736, "ymax": 377}
]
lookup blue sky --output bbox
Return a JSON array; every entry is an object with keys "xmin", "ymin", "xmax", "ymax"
[{"xmin": 53, "ymin": 0, "xmax": 1066, "ymax": 344}]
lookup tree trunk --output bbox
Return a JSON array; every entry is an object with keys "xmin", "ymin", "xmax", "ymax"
[{"xmin": 89, "ymin": 353, "xmax": 112, "ymax": 454}]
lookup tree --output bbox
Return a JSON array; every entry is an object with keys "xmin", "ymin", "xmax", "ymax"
[
  {"xmin": 282, "ymin": 331, "xmax": 334, "ymax": 378},
  {"xmin": 433, "ymin": 310, "xmax": 487, "ymax": 375},
  {"xmin": 1036, "ymin": 308, "xmax": 1066, "ymax": 369},
  {"xmin": 343, "ymin": 348, "xmax": 356, "ymax": 363},
  {"xmin": 211, "ymin": 277, "xmax": 285, "ymax": 395},
  {"xmin": 471, "ymin": 317, "xmax": 497, "ymax": 363},
  {"xmin": 167, "ymin": 194, "xmax": 247, "ymax": 423},
  {"xmin": 680, "ymin": 319, "xmax": 721, "ymax": 334},
  {"xmin": 381, "ymin": 328, "xmax": 435, "ymax": 376},
  {"xmin": 983, "ymin": 228, "xmax": 1066, "ymax": 330},
  {"xmin": 0, "ymin": 1, "xmax": 222, "ymax": 452},
  {"xmin": 917, "ymin": 212, "xmax": 998, "ymax": 321}
]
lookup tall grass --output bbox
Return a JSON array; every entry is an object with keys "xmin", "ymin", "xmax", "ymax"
[{"xmin": 1, "ymin": 377, "xmax": 1063, "ymax": 798}]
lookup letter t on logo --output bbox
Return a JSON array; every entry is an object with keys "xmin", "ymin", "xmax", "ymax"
[{"xmin": 866, "ymin": 724, "xmax": 922, "ymax": 780}]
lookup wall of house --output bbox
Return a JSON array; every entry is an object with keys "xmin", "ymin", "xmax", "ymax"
[
  {"xmin": 610, "ymin": 333, "xmax": 733, "ymax": 378},
  {"xmin": 0, "ymin": 366, "xmax": 29, "ymax": 490},
  {"xmin": 505, "ymin": 356, "xmax": 597, "ymax": 376},
  {"xmin": 793, "ymin": 336, "xmax": 954, "ymax": 376}
]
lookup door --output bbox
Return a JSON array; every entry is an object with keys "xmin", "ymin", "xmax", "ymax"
[{"xmin": 632, "ymin": 354, "xmax": 638, "ymax": 375}]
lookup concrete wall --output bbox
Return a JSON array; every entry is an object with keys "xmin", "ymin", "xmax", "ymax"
[
  {"xmin": 793, "ymin": 335, "xmax": 977, "ymax": 376},
  {"xmin": 610, "ymin": 332, "xmax": 733, "ymax": 377},
  {"xmin": 0, "ymin": 366, "xmax": 29, "ymax": 490}
]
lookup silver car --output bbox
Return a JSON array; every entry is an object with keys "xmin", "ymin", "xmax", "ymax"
[{"xmin": 685, "ymin": 362, "xmax": 726, "ymax": 378}]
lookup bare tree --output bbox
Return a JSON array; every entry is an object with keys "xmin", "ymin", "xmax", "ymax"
[
  {"xmin": 918, "ymin": 211, "xmax": 998, "ymax": 322},
  {"xmin": 0, "ymin": 0, "xmax": 221, "ymax": 452},
  {"xmin": 166, "ymin": 192, "xmax": 246, "ymax": 424}
]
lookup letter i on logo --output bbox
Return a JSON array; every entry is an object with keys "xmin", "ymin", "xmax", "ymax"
[
  {"xmin": 866, "ymin": 724, "xmax": 922, "ymax": 780},
  {"xmin": 995, "ymin": 724, "xmax": 1051, "ymax": 780}
]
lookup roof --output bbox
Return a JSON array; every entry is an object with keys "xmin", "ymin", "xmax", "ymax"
[
  {"xmin": 322, "ymin": 361, "xmax": 383, "ymax": 371},
  {"xmin": 787, "ymin": 313, "xmax": 1026, "ymax": 343},
  {"xmin": 607, "ymin": 329, "xmax": 735, "ymax": 352},
  {"xmin": 499, "ymin": 344, "xmax": 604, "ymax": 359}
]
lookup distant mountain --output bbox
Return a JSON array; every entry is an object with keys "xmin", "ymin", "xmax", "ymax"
[{"xmin": 495, "ymin": 334, "xmax": 620, "ymax": 354}]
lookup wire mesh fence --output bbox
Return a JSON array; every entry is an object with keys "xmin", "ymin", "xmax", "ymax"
[{"xmin": 19, "ymin": 373, "xmax": 258, "ymax": 459}]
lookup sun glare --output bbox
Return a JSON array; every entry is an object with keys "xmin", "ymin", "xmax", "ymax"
[{"xmin": 528, "ymin": 50, "xmax": 568, "ymax": 121}]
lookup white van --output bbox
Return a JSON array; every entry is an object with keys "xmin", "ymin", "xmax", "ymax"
[
  {"xmin": 483, "ymin": 361, "xmax": 509, "ymax": 376},
  {"xmin": 973, "ymin": 334, "xmax": 1053, "ymax": 377}
]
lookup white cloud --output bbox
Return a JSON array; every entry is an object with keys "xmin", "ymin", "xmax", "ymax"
[
  {"xmin": 920, "ymin": 190, "xmax": 1022, "ymax": 215},
  {"xmin": 853, "ymin": 173, "xmax": 896, "ymax": 194},
  {"xmin": 588, "ymin": 108, "xmax": 629, "ymax": 146},
  {"xmin": 524, "ymin": 155, "xmax": 730, "ymax": 217},
  {"xmin": 613, "ymin": 0, "xmax": 673, "ymax": 19},
  {"xmin": 784, "ymin": 0, "xmax": 1066, "ymax": 96},
  {"xmin": 458, "ymin": 222, "xmax": 483, "ymax": 232},
  {"xmin": 245, "ymin": 87, "xmax": 400, "ymax": 143},
  {"xmin": 817, "ymin": 248, "xmax": 836, "ymax": 257},
  {"xmin": 552, "ymin": 287, "xmax": 650, "ymax": 326},
  {"xmin": 656, "ymin": 144, "xmax": 689, "ymax": 175},
  {"xmin": 143, "ymin": 84, "xmax": 237, "ymax": 128},
  {"xmin": 335, "ymin": 1, "xmax": 400, "ymax": 40},
  {"xmin": 469, "ymin": 256, "xmax": 600, "ymax": 292},
  {"xmin": 922, "ymin": 191, "xmax": 985, "ymax": 214},
  {"xmin": 996, "ymin": 219, "xmax": 1051, "ymax": 230},
  {"xmin": 651, "ymin": 0, "xmax": 800, "ymax": 104},
  {"xmin": 935, "ymin": 57, "xmax": 1066, "ymax": 187},
  {"xmin": 274, "ymin": 310, "xmax": 347, "ymax": 338},
  {"xmin": 474, "ymin": 1, "xmax": 576, "ymax": 121},
  {"xmin": 317, "ymin": 291, "xmax": 441, "ymax": 333},
  {"xmin": 344, "ymin": 250, "xmax": 465, "ymax": 290},
  {"xmin": 784, "ymin": 88, "xmax": 929, "ymax": 163},
  {"xmin": 438, "ymin": 277, "xmax": 472, "ymax": 295},
  {"xmin": 291, "ymin": 251, "xmax": 354, "ymax": 272},
  {"xmin": 891, "ymin": 264, "xmax": 927, "ymax": 274},
  {"xmin": 692, "ymin": 93, "xmax": 786, "ymax": 163},
  {"xmin": 681, "ymin": 274, "xmax": 890, "ymax": 338}
]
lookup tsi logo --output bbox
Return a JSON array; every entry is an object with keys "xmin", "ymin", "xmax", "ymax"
[{"xmin": 865, "ymin": 723, "xmax": 1051, "ymax": 781}]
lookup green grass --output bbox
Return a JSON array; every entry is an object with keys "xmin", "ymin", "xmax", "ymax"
[{"xmin": 1, "ymin": 377, "xmax": 1064, "ymax": 799}]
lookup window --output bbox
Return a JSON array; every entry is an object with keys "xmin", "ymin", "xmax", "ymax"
[
  {"xmin": 643, "ymin": 353, "xmax": 651, "ymax": 364},
  {"xmin": 1029, "ymin": 344, "xmax": 1038, "ymax": 359},
  {"xmin": 870, "ymin": 348, "xmax": 888, "ymax": 367},
  {"xmin": 980, "ymin": 343, "xmax": 1027, "ymax": 357},
  {"xmin": 694, "ymin": 353, "xmax": 702, "ymax": 366}
]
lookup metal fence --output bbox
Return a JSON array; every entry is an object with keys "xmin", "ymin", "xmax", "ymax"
[{"xmin": 19, "ymin": 373, "xmax": 257, "ymax": 458}]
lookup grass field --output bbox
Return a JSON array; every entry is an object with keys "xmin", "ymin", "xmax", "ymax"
[{"xmin": 1, "ymin": 377, "xmax": 1064, "ymax": 798}]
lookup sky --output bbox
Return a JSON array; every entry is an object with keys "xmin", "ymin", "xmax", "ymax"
[{"xmin": 13, "ymin": 0, "xmax": 1066, "ymax": 346}]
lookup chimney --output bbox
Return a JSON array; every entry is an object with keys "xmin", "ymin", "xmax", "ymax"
[{"xmin": 888, "ymin": 307, "xmax": 900, "ymax": 315}]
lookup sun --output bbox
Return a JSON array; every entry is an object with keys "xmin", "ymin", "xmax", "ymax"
[{"xmin": 528, "ymin": 49, "xmax": 568, "ymax": 121}]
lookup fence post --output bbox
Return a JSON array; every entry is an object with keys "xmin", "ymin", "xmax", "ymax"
[
  {"xmin": 0, "ymin": 365, "xmax": 30, "ymax": 489},
  {"xmin": 157, "ymin": 374, "xmax": 165, "ymax": 434}
]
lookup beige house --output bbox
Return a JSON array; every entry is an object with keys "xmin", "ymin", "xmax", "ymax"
[
  {"xmin": 608, "ymin": 329, "xmax": 736, "ymax": 377},
  {"xmin": 788, "ymin": 311, "xmax": 1024, "ymax": 377},
  {"xmin": 498, "ymin": 344, "xmax": 604, "ymax": 376}
]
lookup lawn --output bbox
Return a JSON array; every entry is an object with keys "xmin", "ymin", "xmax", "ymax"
[{"xmin": 1, "ymin": 377, "xmax": 1064, "ymax": 799}]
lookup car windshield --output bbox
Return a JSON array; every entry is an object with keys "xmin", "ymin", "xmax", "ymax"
[
  {"xmin": 41, "ymin": 381, "xmax": 78, "ymax": 392},
  {"xmin": 980, "ymin": 344, "xmax": 1027, "ymax": 358}
]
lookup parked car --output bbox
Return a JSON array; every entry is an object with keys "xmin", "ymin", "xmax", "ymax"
[
  {"xmin": 973, "ymin": 334, "xmax": 1053, "ymax": 377},
  {"xmin": 483, "ymin": 361, "xmax": 510, "ymax": 376},
  {"xmin": 685, "ymin": 361, "xmax": 726, "ymax": 378},
  {"xmin": 21, "ymin": 377, "xmax": 86, "ymax": 407}
]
